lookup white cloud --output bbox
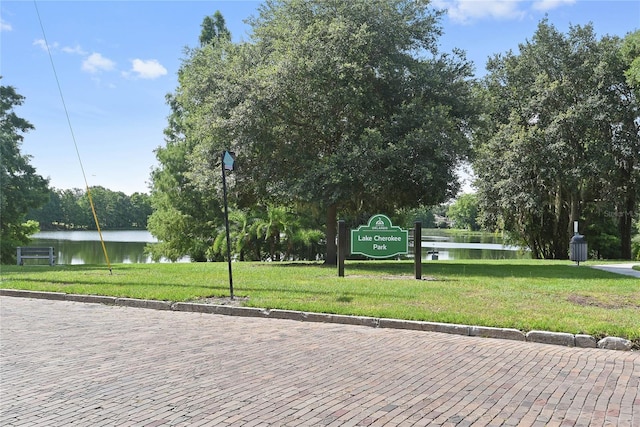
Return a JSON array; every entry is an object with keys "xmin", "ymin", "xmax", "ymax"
[
  {"xmin": 33, "ymin": 39, "xmax": 84, "ymax": 55},
  {"xmin": 61, "ymin": 44, "xmax": 87, "ymax": 55},
  {"xmin": 33, "ymin": 39, "xmax": 59, "ymax": 52},
  {"xmin": 1, "ymin": 18, "xmax": 12, "ymax": 32},
  {"xmin": 33, "ymin": 39, "xmax": 48, "ymax": 50},
  {"xmin": 436, "ymin": 0, "xmax": 527, "ymax": 24},
  {"xmin": 126, "ymin": 59, "xmax": 167, "ymax": 79},
  {"xmin": 436, "ymin": 0, "xmax": 577, "ymax": 24},
  {"xmin": 82, "ymin": 52, "xmax": 116, "ymax": 73},
  {"xmin": 532, "ymin": 0, "xmax": 576, "ymax": 11}
]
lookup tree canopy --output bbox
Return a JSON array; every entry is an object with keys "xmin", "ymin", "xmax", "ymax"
[
  {"xmin": 447, "ymin": 193, "xmax": 479, "ymax": 231},
  {"xmin": 27, "ymin": 187, "xmax": 152, "ymax": 230},
  {"xmin": 621, "ymin": 30, "xmax": 640, "ymax": 90},
  {"xmin": 0, "ymin": 81, "xmax": 49, "ymax": 264},
  {"xmin": 150, "ymin": 1, "xmax": 478, "ymax": 263},
  {"xmin": 199, "ymin": 10, "xmax": 231, "ymax": 47},
  {"xmin": 474, "ymin": 21, "xmax": 640, "ymax": 259}
]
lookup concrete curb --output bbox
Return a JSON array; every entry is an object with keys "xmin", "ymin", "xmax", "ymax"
[
  {"xmin": 469, "ymin": 325, "xmax": 526, "ymax": 342},
  {"xmin": 116, "ymin": 297, "xmax": 173, "ymax": 311},
  {"xmin": 526, "ymin": 330, "xmax": 576, "ymax": 347},
  {"xmin": 1, "ymin": 289, "xmax": 634, "ymax": 351}
]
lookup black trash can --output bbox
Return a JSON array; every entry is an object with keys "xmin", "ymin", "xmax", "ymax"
[{"xmin": 569, "ymin": 234, "xmax": 588, "ymax": 265}]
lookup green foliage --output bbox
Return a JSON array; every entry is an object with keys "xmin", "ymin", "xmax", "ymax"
[
  {"xmin": 0, "ymin": 81, "xmax": 49, "ymax": 264},
  {"xmin": 633, "ymin": 217, "xmax": 640, "ymax": 260},
  {"xmin": 621, "ymin": 30, "xmax": 640, "ymax": 90},
  {"xmin": 146, "ymin": 205, "xmax": 213, "ymax": 262},
  {"xmin": 27, "ymin": 187, "xmax": 152, "ymax": 230},
  {"xmin": 151, "ymin": 2, "xmax": 478, "ymax": 264},
  {"xmin": 147, "ymin": 11, "xmax": 234, "ymax": 263},
  {"xmin": 474, "ymin": 20, "xmax": 640, "ymax": 259},
  {"xmin": 447, "ymin": 193, "xmax": 479, "ymax": 230},
  {"xmin": 146, "ymin": 180, "xmax": 222, "ymax": 262},
  {"xmin": 208, "ymin": 204, "xmax": 325, "ymax": 262},
  {"xmin": 393, "ymin": 206, "xmax": 437, "ymax": 230},
  {"xmin": 241, "ymin": 0, "xmax": 478, "ymax": 262},
  {"xmin": 581, "ymin": 203, "xmax": 630, "ymax": 259},
  {"xmin": 199, "ymin": 11, "xmax": 231, "ymax": 47}
]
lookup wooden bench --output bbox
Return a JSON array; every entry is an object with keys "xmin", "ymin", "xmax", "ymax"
[{"xmin": 17, "ymin": 247, "xmax": 56, "ymax": 266}]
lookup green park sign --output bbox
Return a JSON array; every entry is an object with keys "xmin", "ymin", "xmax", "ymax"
[{"xmin": 351, "ymin": 214, "xmax": 408, "ymax": 258}]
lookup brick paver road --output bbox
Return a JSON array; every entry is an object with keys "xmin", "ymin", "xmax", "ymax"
[{"xmin": 1, "ymin": 296, "xmax": 639, "ymax": 426}]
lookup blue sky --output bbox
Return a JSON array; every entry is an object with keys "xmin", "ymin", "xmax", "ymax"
[{"xmin": 1, "ymin": 1, "xmax": 638, "ymax": 195}]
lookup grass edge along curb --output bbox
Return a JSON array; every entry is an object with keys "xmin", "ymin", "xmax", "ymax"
[{"xmin": 1, "ymin": 289, "xmax": 635, "ymax": 352}]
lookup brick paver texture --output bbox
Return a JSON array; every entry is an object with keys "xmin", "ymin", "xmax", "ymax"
[{"xmin": 1, "ymin": 296, "xmax": 638, "ymax": 426}]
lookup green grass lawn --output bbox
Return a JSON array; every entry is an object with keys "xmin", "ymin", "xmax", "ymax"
[{"xmin": 1, "ymin": 260, "xmax": 639, "ymax": 343}]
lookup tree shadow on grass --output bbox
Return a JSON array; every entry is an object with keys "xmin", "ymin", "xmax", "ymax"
[
  {"xmin": 269, "ymin": 260, "xmax": 636, "ymax": 280},
  {"xmin": 4, "ymin": 264, "xmax": 121, "ymax": 273}
]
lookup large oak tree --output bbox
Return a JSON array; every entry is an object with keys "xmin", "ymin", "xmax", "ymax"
[
  {"xmin": 152, "ymin": 1, "xmax": 478, "ymax": 263},
  {"xmin": 474, "ymin": 22, "xmax": 639, "ymax": 259}
]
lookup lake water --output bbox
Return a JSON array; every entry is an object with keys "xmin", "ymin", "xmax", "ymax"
[
  {"xmin": 31, "ymin": 230, "xmax": 160, "ymax": 265},
  {"xmin": 29, "ymin": 229, "xmax": 529, "ymax": 265},
  {"xmin": 418, "ymin": 230, "xmax": 529, "ymax": 261}
]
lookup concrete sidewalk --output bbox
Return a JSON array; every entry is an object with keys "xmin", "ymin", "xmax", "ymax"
[
  {"xmin": 2, "ymin": 296, "xmax": 639, "ymax": 426},
  {"xmin": 591, "ymin": 263, "xmax": 640, "ymax": 278}
]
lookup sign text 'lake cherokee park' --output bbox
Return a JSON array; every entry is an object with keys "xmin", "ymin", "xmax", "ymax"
[{"xmin": 350, "ymin": 214, "xmax": 408, "ymax": 258}]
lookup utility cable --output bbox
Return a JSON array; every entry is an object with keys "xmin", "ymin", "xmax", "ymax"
[{"xmin": 34, "ymin": 1, "xmax": 112, "ymax": 274}]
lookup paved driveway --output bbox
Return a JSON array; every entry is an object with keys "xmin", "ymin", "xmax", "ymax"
[
  {"xmin": 1, "ymin": 296, "xmax": 639, "ymax": 426},
  {"xmin": 591, "ymin": 263, "xmax": 640, "ymax": 278}
]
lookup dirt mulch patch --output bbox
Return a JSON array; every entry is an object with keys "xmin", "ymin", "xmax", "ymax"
[{"xmin": 567, "ymin": 294, "xmax": 640, "ymax": 310}]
